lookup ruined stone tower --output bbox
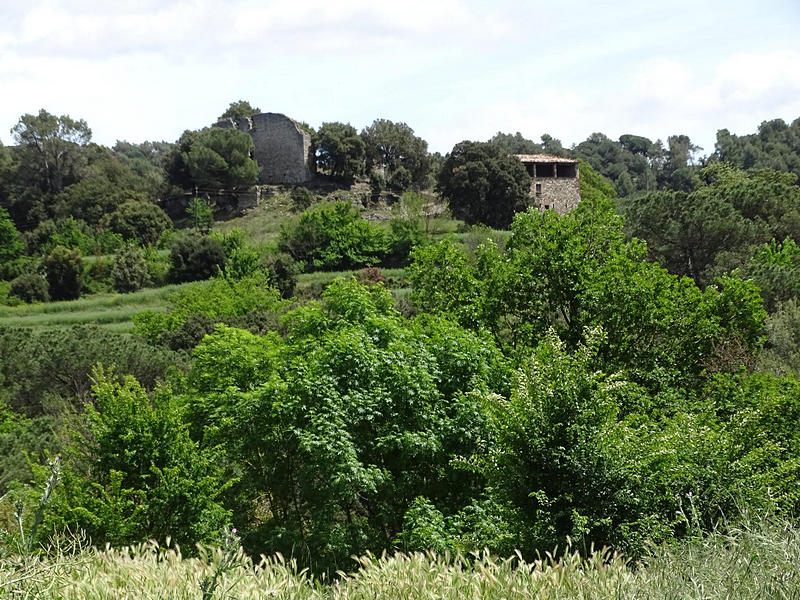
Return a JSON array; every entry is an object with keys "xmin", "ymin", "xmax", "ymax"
[{"xmin": 214, "ymin": 112, "xmax": 314, "ymax": 184}]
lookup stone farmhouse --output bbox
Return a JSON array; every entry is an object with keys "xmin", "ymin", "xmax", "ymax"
[
  {"xmin": 514, "ymin": 154, "xmax": 581, "ymax": 214},
  {"xmin": 214, "ymin": 112, "xmax": 314, "ymax": 184}
]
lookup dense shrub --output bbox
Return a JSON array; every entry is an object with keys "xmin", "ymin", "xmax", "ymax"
[
  {"xmin": 111, "ymin": 244, "xmax": 151, "ymax": 293},
  {"xmin": 106, "ymin": 200, "xmax": 172, "ymax": 246},
  {"xmin": 0, "ymin": 324, "xmax": 181, "ymax": 416},
  {"xmin": 133, "ymin": 274, "xmax": 286, "ymax": 347},
  {"xmin": 168, "ymin": 233, "xmax": 227, "ymax": 283},
  {"xmin": 45, "ymin": 245, "xmax": 84, "ymax": 301},
  {"xmin": 8, "ymin": 272, "xmax": 49, "ymax": 303},
  {"xmin": 290, "ymin": 186, "xmax": 316, "ymax": 212},
  {"xmin": 279, "ymin": 201, "xmax": 387, "ymax": 271},
  {"xmin": 262, "ymin": 250, "xmax": 299, "ymax": 298},
  {"xmin": 46, "ymin": 371, "xmax": 230, "ymax": 549}
]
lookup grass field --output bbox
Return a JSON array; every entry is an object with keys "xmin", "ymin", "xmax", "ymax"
[
  {"xmin": 2, "ymin": 519, "xmax": 797, "ymax": 599},
  {"xmin": 0, "ymin": 284, "xmax": 190, "ymax": 332},
  {"xmin": 0, "ymin": 267, "xmax": 410, "ymax": 332}
]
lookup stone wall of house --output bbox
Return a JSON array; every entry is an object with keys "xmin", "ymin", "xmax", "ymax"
[
  {"xmin": 531, "ymin": 175, "xmax": 581, "ymax": 214},
  {"xmin": 215, "ymin": 113, "xmax": 314, "ymax": 184}
]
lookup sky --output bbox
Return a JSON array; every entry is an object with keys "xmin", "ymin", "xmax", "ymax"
[{"xmin": 1, "ymin": 0, "xmax": 799, "ymax": 156}]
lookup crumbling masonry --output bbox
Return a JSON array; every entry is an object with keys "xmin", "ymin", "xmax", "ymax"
[{"xmin": 215, "ymin": 112, "xmax": 314, "ymax": 184}]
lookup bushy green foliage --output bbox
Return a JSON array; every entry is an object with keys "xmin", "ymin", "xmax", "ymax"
[
  {"xmin": 409, "ymin": 198, "xmax": 766, "ymax": 389},
  {"xmin": 53, "ymin": 154, "xmax": 150, "ymax": 226},
  {"xmin": 361, "ymin": 119, "xmax": 431, "ymax": 190},
  {"xmin": 168, "ymin": 233, "xmax": 227, "ymax": 283},
  {"xmin": 437, "ymin": 141, "xmax": 531, "ymax": 228},
  {"xmin": 577, "ymin": 159, "xmax": 616, "ymax": 202},
  {"xmin": 762, "ymin": 298, "xmax": 800, "ymax": 374},
  {"xmin": 716, "ymin": 117, "xmax": 800, "ymax": 183},
  {"xmin": 742, "ymin": 238, "xmax": 800, "ymax": 311},
  {"xmin": 167, "ymin": 128, "xmax": 260, "ymax": 191},
  {"xmin": 0, "ymin": 324, "xmax": 180, "ymax": 417},
  {"xmin": 279, "ymin": 201, "xmax": 388, "ymax": 271},
  {"xmin": 262, "ymin": 250, "xmax": 299, "ymax": 298},
  {"xmin": 133, "ymin": 274, "xmax": 286, "ymax": 348},
  {"xmin": 27, "ymin": 217, "xmax": 124, "ymax": 256},
  {"xmin": 218, "ymin": 100, "xmax": 261, "ymax": 121},
  {"xmin": 8, "ymin": 273, "xmax": 49, "ymax": 303},
  {"xmin": 111, "ymin": 245, "xmax": 151, "ymax": 293},
  {"xmin": 46, "ymin": 370, "xmax": 230, "ymax": 549},
  {"xmin": 182, "ymin": 279, "xmax": 509, "ymax": 572},
  {"xmin": 619, "ymin": 163, "xmax": 800, "ymax": 287},
  {"xmin": 186, "ymin": 197, "xmax": 214, "ymax": 232},
  {"xmin": 106, "ymin": 200, "xmax": 172, "ymax": 246},
  {"xmin": 290, "ymin": 186, "xmax": 316, "ymax": 212},
  {"xmin": 0, "ymin": 207, "xmax": 23, "ymax": 279},
  {"xmin": 45, "ymin": 245, "xmax": 84, "ymax": 301},
  {"xmin": 315, "ymin": 122, "xmax": 365, "ymax": 182}
]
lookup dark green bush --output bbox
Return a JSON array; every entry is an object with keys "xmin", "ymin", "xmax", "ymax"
[
  {"xmin": 388, "ymin": 165, "xmax": 412, "ymax": 192},
  {"xmin": 169, "ymin": 233, "xmax": 227, "ymax": 283},
  {"xmin": 106, "ymin": 200, "xmax": 173, "ymax": 246},
  {"xmin": 45, "ymin": 245, "xmax": 83, "ymax": 301},
  {"xmin": 262, "ymin": 250, "xmax": 299, "ymax": 298},
  {"xmin": 290, "ymin": 186, "xmax": 316, "ymax": 213},
  {"xmin": 9, "ymin": 272, "xmax": 49, "ymax": 303}
]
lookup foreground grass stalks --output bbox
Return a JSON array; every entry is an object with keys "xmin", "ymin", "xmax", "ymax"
[{"xmin": 2, "ymin": 519, "xmax": 799, "ymax": 599}]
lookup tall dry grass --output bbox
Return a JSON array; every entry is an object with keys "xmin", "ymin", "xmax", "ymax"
[{"xmin": 2, "ymin": 518, "xmax": 799, "ymax": 599}]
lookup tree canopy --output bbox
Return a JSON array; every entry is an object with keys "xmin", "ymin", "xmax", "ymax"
[
  {"xmin": 436, "ymin": 141, "xmax": 531, "ymax": 229},
  {"xmin": 166, "ymin": 127, "xmax": 260, "ymax": 191}
]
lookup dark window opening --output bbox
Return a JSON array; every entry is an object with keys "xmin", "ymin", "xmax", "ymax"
[
  {"xmin": 557, "ymin": 163, "xmax": 577, "ymax": 178},
  {"xmin": 525, "ymin": 163, "xmax": 535, "ymax": 177},
  {"xmin": 536, "ymin": 163, "xmax": 555, "ymax": 177},
  {"xmin": 535, "ymin": 183, "xmax": 542, "ymax": 195}
]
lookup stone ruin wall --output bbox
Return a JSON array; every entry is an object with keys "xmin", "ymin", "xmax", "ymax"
[
  {"xmin": 532, "ymin": 176, "xmax": 581, "ymax": 215},
  {"xmin": 215, "ymin": 113, "xmax": 314, "ymax": 184}
]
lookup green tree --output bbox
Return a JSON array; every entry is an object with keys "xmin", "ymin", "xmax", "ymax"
[
  {"xmin": 436, "ymin": 141, "xmax": 531, "ymax": 228},
  {"xmin": 218, "ymin": 100, "xmax": 261, "ymax": 121},
  {"xmin": 112, "ymin": 245, "xmax": 152, "ymax": 293},
  {"xmin": 49, "ymin": 371, "xmax": 230, "ymax": 548},
  {"xmin": 361, "ymin": 119, "xmax": 431, "ymax": 189},
  {"xmin": 8, "ymin": 273, "xmax": 49, "ymax": 304},
  {"xmin": 185, "ymin": 197, "xmax": 214, "ymax": 232},
  {"xmin": 409, "ymin": 197, "xmax": 766, "ymax": 388},
  {"xmin": 315, "ymin": 122, "xmax": 365, "ymax": 182},
  {"xmin": 0, "ymin": 206, "xmax": 23, "ymax": 278},
  {"xmin": 11, "ymin": 109, "xmax": 91, "ymax": 195},
  {"xmin": 619, "ymin": 163, "xmax": 800, "ymax": 286},
  {"xmin": 182, "ymin": 279, "xmax": 508, "ymax": 571},
  {"xmin": 106, "ymin": 200, "xmax": 172, "ymax": 246},
  {"xmin": 45, "ymin": 245, "xmax": 83, "ymax": 301},
  {"xmin": 166, "ymin": 128, "xmax": 260, "ymax": 191},
  {"xmin": 53, "ymin": 148, "xmax": 151, "ymax": 226}
]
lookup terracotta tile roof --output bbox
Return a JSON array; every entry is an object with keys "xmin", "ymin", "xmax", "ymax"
[{"xmin": 513, "ymin": 154, "xmax": 577, "ymax": 164}]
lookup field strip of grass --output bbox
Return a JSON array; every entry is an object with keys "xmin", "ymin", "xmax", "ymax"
[{"xmin": 0, "ymin": 283, "xmax": 192, "ymax": 331}]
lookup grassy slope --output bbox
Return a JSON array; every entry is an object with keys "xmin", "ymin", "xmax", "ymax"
[
  {"xmin": 0, "ymin": 284, "xmax": 189, "ymax": 332},
  {"xmin": 2, "ymin": 519, "xmax": 797, "ymax": 599},
  {"xmin": 1, "ymin": 189, "xmax": 497, "ymax": 331}
]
